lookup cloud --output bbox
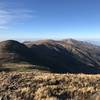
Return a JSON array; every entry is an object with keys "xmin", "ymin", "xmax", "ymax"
[
  {"xmin": 0, "ymin": 26, "xmax": 8, "ymax": 30},
  {"xmin": 0, "ymin": 2, "xmax": 36, "ymax": 29}
]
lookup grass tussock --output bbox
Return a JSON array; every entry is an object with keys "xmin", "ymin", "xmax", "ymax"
[{"xmin": 0, "ymin": 71, "xmax": 100, "ymax": 100}]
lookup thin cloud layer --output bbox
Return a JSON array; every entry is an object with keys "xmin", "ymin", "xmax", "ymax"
[{"xmin": 0, "ymin": 1, "xmax": 35, "ymax": 29}]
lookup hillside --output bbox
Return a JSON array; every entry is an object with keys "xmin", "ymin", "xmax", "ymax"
[
  {"xmin": 0, "ymin": 40, "xmax": 33, "ymax": 63},
  {"xmin": 0, "ymin": 39, "xmax": 100, "ymax": 73},
  {"xmin": 24, "ymin": 39, "xmax": 100, "ymax": 73}
]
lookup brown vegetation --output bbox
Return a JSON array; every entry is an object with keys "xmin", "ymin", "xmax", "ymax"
[{"xmin": 0, "ymin": 70, "xmax": 100, "ymax": 100}]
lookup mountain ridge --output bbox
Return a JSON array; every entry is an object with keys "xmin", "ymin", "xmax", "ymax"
[{"xmin": 0, "ymin": 39, "xmax": 100, "ymax": 73}]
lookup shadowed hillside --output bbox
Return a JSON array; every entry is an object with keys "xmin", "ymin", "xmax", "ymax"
[
  {"xmin": 24, "ymin": 39, "xmax": 100, "ymax": 73},
  {"xmin": 0, "ymin": 40, "xmax": 33, "ymax": 63},
  {"xmin": 0, "ymin": 39, "xmax": 100, "ymax": 73}
]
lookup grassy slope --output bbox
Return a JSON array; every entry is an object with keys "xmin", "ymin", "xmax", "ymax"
[
  {"xmin": 0, "ymin": 70, "xmax": 100, "ymax": 100},
  {"xmin": 0, "ymin": 63, "xmax": 50, "ymax": 72}
]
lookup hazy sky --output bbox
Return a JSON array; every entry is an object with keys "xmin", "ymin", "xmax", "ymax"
[{"xmin": 0, "ymin": 0, "xmax": 99, "ymax": 40}]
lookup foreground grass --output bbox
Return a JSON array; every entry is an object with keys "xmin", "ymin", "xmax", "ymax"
[{"xmin": 0, "ymin": 70, "xmax": 100, "ymax": 100}]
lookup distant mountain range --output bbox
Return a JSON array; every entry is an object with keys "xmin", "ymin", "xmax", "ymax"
[{"xmin": 0, "ymin": 39, "xmax": 100, "ymax": 73}]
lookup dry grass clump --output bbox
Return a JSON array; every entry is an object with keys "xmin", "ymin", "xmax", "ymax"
[{"xmin": 0, "ymin": 71, "xmax": 100, "ymax": 100}]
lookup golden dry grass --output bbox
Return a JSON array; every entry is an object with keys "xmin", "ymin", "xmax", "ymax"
[{"xmin": 0, "ymin": 70, "xmax": 100, "ymax": 100}]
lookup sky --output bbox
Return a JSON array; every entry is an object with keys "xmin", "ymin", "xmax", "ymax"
[{"xmin": 0, "ymin": 0, "xmax": 99, "ymax": 41}]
